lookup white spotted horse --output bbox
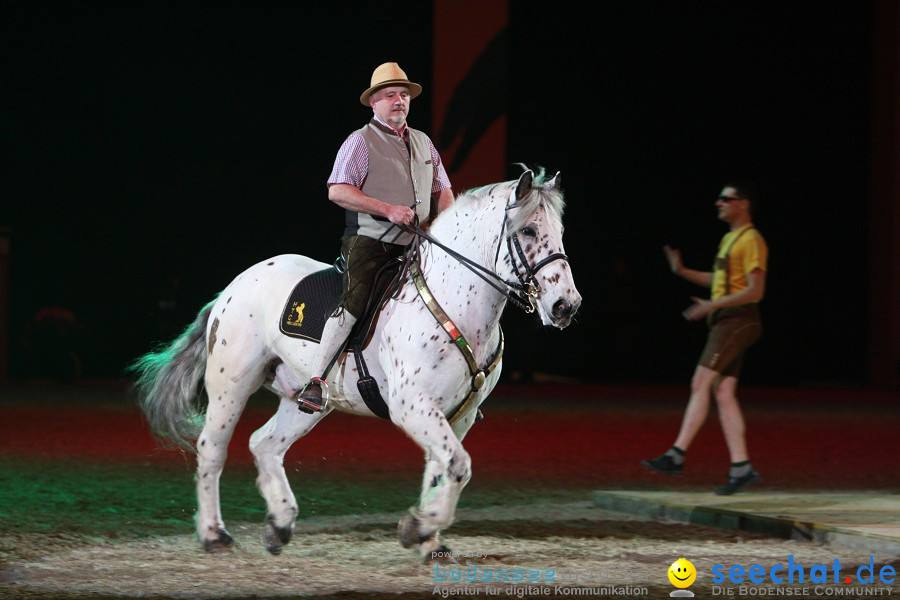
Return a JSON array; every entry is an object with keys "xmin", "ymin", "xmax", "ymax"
[{"xmin": 132, "ymin": 167, "xmax": 582, "ymax": 561}]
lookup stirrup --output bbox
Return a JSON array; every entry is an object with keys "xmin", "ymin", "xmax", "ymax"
[{"xmin": 297, "ymin": 377, "xmax": 329, "ymax": 413}]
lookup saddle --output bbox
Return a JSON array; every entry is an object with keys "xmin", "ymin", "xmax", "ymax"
[
  {"xmin": 277, "ymin": 251, "xmax": 501, "ymax": 427},
  {"xmin": 278, "ymin": 257, "xmax": 405, "ymax": 418}
]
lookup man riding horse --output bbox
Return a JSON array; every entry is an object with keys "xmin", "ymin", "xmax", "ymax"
[{"xmin": 275, "ymin": 62, "xmax": 455, "ymax": 413}]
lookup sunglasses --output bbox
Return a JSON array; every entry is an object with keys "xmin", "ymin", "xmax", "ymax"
[{"xmin": 716, "ymin": 195, "xmax": 746, "ymax": 202}]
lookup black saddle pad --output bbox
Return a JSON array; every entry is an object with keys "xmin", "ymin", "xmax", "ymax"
[
  {"xmin": 277, "ymin": 258, "xmax": 405, "ymax": 420},
  {"xmin": 278, "ymin": 267, "xmax": 343, "ymax": 342}
]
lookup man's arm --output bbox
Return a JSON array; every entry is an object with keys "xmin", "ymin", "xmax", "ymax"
[
  {"xmin": 663, "ymin": 245, "xmax": 712, "ymax": 287},
  {"xmin": 435, "ymin": 187, "xmax": 454, "ymax": 214},
  {"xmin": 420, "ymin": 188, "xmax": 454, "ymax": 230},
  {"xmin": 682, "ymin": 268, "xmax": 766, "ymax": 321},
  {"xmin": 328, "ymin": 183, "xmax": 414, "ymax": 226}
]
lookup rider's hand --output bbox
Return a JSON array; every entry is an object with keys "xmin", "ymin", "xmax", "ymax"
[{"xmin": 386, "ymin": 205, "xmax": 415, "ymax": 227}]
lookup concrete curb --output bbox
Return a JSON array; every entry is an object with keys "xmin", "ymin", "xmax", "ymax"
[{"xmin": 592, "ymin": 490, "xmax": 900, "ymax": 555}]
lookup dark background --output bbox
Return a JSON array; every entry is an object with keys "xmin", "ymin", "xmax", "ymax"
[{"xmin": 4, "ymin": 3, "xmax": 879, "ymax": 387}]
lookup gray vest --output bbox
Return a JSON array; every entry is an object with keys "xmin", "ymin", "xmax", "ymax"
[{"xmin": 344, "ymin": 120, "xmax": 434, "ymax": 245}]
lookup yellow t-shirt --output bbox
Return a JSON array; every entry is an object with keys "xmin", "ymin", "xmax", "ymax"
[{"xmin": 710, "ymin": 224, "xmax": 768, "ymax": 301}]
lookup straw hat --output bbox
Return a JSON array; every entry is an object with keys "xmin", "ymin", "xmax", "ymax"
[{"xmin": 359, "ymin": 62, "xmax": 422, "ymax": 106}]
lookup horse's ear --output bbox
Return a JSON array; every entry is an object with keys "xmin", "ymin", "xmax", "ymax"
[
  {"xmin": 515, "ymin": 169, "xmax": 534, "ymax": 201},
  {"xmin": 546, "ymin": 171, "xmax": 562, "ymax": 190}
]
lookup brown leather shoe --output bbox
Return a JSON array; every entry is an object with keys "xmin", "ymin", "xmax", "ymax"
[{"xmin": 297, "ymin": 380, "xmax": 325, "ymax": 414}]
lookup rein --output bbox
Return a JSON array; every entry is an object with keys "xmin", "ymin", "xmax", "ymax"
[{"xmin": 411, "ymin": 217, "xmax": 568, "ymax": 313}]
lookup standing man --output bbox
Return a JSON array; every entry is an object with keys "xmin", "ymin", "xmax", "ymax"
[
  {"xmin": 291, "ymin": 62, "xmax": 454, "ymax": 413},
  {"xmin": 642, "ymin": 182, "xmax": 768, "ymax": 495}
]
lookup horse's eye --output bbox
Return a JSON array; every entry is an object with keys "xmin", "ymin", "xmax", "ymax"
[{"xmin": 521, "ymin": 227, "xmax": 537, "ymax": 238}]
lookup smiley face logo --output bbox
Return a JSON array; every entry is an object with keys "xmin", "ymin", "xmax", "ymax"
[{"xmin": 668, "ymin": 558, "xmax": 697, "ymax": 588}]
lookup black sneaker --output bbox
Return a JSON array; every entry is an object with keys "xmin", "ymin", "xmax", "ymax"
[
  {"xmin": 297, "ymin": 381, "xmax": 324, "ymax": 414},
  {"xmin": 715, "ymin": 470, "xmax": 760, "ymax": 496},
  {"xmin": 641, "ymin": 454, "xmax": 683, "ymax": 475}
]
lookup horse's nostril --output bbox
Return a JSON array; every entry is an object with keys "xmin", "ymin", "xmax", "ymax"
[{"xmin": 552, "ymin": 299, "xmax": 572, "ymax": 318}]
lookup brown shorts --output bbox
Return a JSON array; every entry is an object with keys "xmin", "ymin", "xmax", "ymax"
[
  {"xmin": 698, "ymin": 304, "xmax": 762, "ymax": 378},
  {"xmin": 338, "ymin": 235, "xmax": 406, "ymax": 319}
]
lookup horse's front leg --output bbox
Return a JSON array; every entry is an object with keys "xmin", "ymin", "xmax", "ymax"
[
  {"xmin": 393, "ymin": 398, "xmax": 472, "ymax": 562},
  {"xmin": 249, "ymin": 397, "xmax": 330, "ymax": 555}
]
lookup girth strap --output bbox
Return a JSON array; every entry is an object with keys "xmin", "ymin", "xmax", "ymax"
[{"xmin": 410, "ymin": 261, "xmax": 504, "ymax": 427}]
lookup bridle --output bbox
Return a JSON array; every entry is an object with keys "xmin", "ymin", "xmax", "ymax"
[
  {"xmin": 496, "ymin": 200, "xmax": 569, "ymax": 313},
  {"xmin": 411, "ymin": 193, "xmax": 569, "ymax": 314}
]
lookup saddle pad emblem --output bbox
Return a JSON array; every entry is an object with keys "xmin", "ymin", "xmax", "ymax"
[
  {"xmin": 279, "ymin": 268, "xmax": 343, "ymax": 342},
  {"xmin": 287, "ymin": 302, "xmax": 306, "ymax": 327}
]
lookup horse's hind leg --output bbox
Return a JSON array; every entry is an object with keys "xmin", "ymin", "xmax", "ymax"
[
  {"xmin": 394, "ymin": 400, "xmax": 472, "ymax": 561},
  {"xmin": 196, "ymin": 352, "xmax": 266, "ymax": 552},
  {"xmin": 249, "ymin": 397, "xmax": 330, "ymax": 555}
]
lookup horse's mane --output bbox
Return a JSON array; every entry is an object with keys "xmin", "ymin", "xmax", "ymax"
[{"xmin": 458, "ymin": 166, "xmax": 565, "ymax": 236}]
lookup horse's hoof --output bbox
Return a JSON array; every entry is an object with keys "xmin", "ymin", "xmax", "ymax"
[
  {"xmin": 262, "ymin": 515, "xmax": 293, "ymax": 555},
  {"xmin": 398, "ymin": 513, "xmax": 433, "ymax": 549},
  {"xmin": 202, "ymin": 529, "xmax": 235, "ymax": 554},
  {"xmin": 425, "ymin": 544, "xmax": 458, "ymax": 565}
]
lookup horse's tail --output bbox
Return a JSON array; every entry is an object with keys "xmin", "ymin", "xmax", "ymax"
[{"xmin": 130, "ymin": 297, "xmax": 217, "ymax": 453}]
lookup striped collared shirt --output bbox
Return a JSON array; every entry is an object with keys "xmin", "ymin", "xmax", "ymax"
[{"xmin": 327, "ymin": 117, "xmax": 451, "ymax": 193}]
